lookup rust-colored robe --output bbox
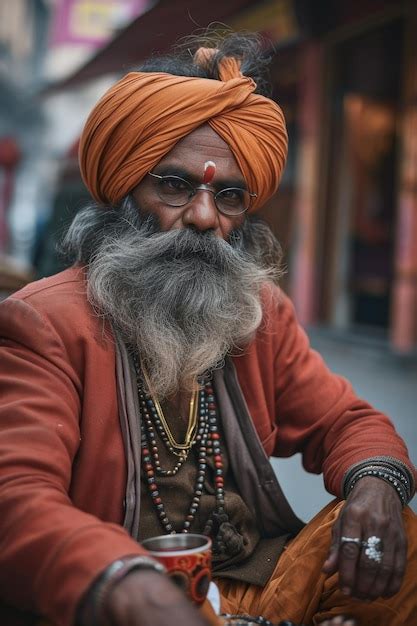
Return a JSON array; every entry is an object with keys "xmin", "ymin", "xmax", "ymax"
[{"xmin": 0, "ymin": 267, "xmax": 414, "ymax": 626}]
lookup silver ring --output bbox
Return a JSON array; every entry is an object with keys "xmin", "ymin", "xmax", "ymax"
[
  {"xmin": 362, "ymin": 535, "xmax": 383, "ymax": 563},
  {"xmin": 340, "ymin": 536, "xmax": 362, "ymax": 547}
]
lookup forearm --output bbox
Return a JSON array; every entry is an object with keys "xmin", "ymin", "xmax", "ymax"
[
  {"xmin": 0, "ymin": 299, "xmax": 144, "ymax": 625},
  {"xmin": 0, "ymin": 480, "xmax": 146, "ymax": 626},
  {"xmin": 77, "ymin": 555, "xmax": 167, "ymax": 625},
  {"xmin": 77, "ymin": 566, "xmax": 210, "ymax": 626},
  {"xmin": 270, "ymin": 294, "xmax": 416, "ymax": 496}
]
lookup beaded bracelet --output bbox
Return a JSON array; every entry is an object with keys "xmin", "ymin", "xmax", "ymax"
[
  {"xmin": 221, "ymin": 616, "xmax": 306, "ymax": 626},
  {"xmin": 78, "ymin": 555, "xmax": 167, "ymax": 625},
  {"xmin": 220, "ymin": 615, "xmax": 274, "ymax": 626},
  {"xmin": 345, "ymin": 463, "xmax": 410, "ymax": 499},
  {"xmin": 343, "ymin": 457, "xmax": 414, "ymax": 498},
  {"xmin": 342, "ymin": 457, "xmax": 414, "ymax": 505},
  {"xmin": 345, "ymin": 465, "xmax": 409, "ymax": 504},
  {"xmin": 345, "ymin": 467, "xmax": 408, "ymax": 506}
]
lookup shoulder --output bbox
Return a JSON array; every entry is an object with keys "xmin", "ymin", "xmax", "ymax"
[
  {"xmin": 257, "ymin": 283, "xmax": 300, "ymax": 340},
  {"xmin": 3, "ymin": 266, "xmax": 90, "ymax": 318},
  {"xmin": 0, "ymin": 266, "xmax": 112, "ymax": 358},
  {"xmin": 8, "ymin": 266, "xmax": 88, "ymax": 307},
  {"xmin": 235, "ymin": 283, "xmax": 310, "ymax": 375},
  {"xmin": 232, "ymin": 283, "xmax": 302, "ymax": 373}
]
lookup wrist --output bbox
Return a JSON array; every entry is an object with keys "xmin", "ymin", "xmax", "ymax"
[
  {"xmin": 350, "ymin": 474, "xmax": 401, "ymax": 495},
  {"xmin": 342, "ymin": 457, "xmax": 414, "ymax": 506},
  {"xmin": 77, "ymin": 555, "xmax": 167, "ymax": 625}
]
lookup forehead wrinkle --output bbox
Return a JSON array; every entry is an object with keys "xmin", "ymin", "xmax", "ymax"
[
  {"xmin": 154, "ymin": 164, "xmax": 247, "ymax": 189},
  {"xmin": 170, "ymin": 142, "xmax": 232, "ymax": 159}
]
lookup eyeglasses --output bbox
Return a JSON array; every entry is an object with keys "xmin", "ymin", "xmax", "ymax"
[{"xmin": 147, "ymin": 172, "xmax": 257, "ymax": 216}]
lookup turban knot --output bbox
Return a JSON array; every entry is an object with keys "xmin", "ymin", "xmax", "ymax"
[{"xmin": 79, "ymin": 49, "xmax": 288, "ymax": 212}]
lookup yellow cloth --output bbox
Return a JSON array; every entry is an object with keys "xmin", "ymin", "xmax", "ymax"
[
  {"xmin": 78, "ymin": 53, "xmax": 287, "ymax": 211},
  {"xmin": 218, "ymin": 500, "xmax": 417, "ymax": 625}
]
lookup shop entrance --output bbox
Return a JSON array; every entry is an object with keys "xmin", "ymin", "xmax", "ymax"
[{"xmin": 322, "ymin": 18, "xmax": 404, "ymax": 332}]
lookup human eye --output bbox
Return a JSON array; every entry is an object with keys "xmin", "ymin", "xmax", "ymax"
[
  {"xmin": 160, "ymin": 176, "xmax": 189, "ymax": 192},
  {"xmin": 218, "ymin": 188, "xmax": 245, "ymax": 205}
]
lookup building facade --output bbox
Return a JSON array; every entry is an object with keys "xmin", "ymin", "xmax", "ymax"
[
  {"xmin": 40, "ymin": 0, "xmax": 417, "ymax": 354},
  {"xmin": 245, "ymin": 0, "xmax": 417, "ymax": 354}
]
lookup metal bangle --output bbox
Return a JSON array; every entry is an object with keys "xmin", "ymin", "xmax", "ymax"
[
  {"xmin": 78, "ymin": 555, "xmax": 167, "ymax": 625},
  {"xmin": 346, "ymin": 469, "xmax": 407, "ymax": 506},
  {"xmin": 342, "ymin": 457, "xmax": 415, "ymax": 501},
  {"xmin": 221, "ymin": 615, "xmax": 275, "ymax": 626},
  {"xmin": 343, "ymin": 461, "xmax": 411, "ymax": 505},
  {"xmin": 345, "ymin": 464, "xmax": 410, "ymax": 497}
]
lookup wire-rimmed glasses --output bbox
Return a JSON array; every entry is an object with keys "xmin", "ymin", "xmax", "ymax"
[{"xmin": 148, "ymin": 172, "xmax": 256, "ymax": 216}]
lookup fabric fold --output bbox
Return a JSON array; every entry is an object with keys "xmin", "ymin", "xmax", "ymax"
[
  {"xmin": 79, "ymin": 70, "xmax": 287, "ymax": 210},
  {"xmin": 114, "ymin": 333, "xmax": 142, "ymax": 539}
]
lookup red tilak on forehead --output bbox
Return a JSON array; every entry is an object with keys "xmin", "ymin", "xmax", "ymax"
[{"xmin": 203, "ymin": 161, "xmax": 216, "ymax": 184}]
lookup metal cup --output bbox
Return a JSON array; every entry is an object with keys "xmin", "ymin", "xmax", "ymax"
[{"xmin": 142, "ymin": 533, "xmax": 212, "ymax": 605}]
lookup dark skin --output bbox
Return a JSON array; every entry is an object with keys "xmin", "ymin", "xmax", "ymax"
[
  {"xmin": 92, "ymin": 126, "xmax": 406, "ymax": 626},
  {"xmin": 100, "ymin": 570, "xmax": 209, "ymax": 626},
  {"xmin": 100, "ymin": 470, "xmax": 404, "ymax": 626},
  {"xmin": 323, "ymin": 476, "xmax": 406, "ymax": 601}
]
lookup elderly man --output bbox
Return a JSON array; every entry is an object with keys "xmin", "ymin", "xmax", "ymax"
[{"xmin": 0, "ymin": 34, "xmax": 416, "ymax": 626}]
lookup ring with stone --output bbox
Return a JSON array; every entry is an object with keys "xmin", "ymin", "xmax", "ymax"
[
  {"xmin": 340, "ymin": 536, "xmax": 362, "ymax": 547},
  {"xmin": 362, "ymin": 535, "xmax": 383, "ymax": 563}
]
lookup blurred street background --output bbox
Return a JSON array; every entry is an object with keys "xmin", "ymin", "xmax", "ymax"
[
  {"xmin": 0, "ymin": 0, "xmax": 416, "ymax": 517},
  {"xmin": 273, "ymin": 328, "xmax": 417, "ymax": 515}
]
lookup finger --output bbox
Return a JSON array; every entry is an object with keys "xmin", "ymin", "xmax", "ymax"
[
  {"xmin": 337, "ymin": 528, "xmax": 362, "ymax": 595},
  {"xmin": 352, "ymin": 535, "xmax": 381, "ymax": 600},
  {"xmin": 370, "ymin": 534, "xmax": 397, "ymax": 599},
  {"xmin": 385, "ymin": 534, "xmax": 407, "ymax": 597},
  {"xmin": 323, "ymin": 518, "xmax": 342, "ymax": 575}
]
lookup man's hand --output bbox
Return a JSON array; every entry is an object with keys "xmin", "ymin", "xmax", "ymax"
[
  {"xmin": 99, "ymin": 569, "xmax": 210, "ymax": 626},
  {"xmin": 322, "ymin": 476, "xmax": 407, "ymax": 601}
]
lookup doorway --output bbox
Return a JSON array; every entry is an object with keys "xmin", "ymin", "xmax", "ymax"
[{"xmin": 322, "ymin": 18, "xmax": 404, "ymax": 333}]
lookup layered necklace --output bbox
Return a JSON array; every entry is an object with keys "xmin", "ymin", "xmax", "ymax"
[
  {"xmin": 141, "ymin": 365, "xmax": 199, "ymax": 461},
  {"xmin": 132, "ymin": 353, "xmax": 228, "ymax": 543}
]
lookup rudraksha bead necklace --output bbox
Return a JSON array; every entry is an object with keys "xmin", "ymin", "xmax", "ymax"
[{"xmin": 132, "ymin": 354, "xmax": 227, "ymax": 537}]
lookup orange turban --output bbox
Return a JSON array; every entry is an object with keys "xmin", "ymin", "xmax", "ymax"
[{"xmin": 79, "ymin": 54, "xmax": 287, "ymax": 212}]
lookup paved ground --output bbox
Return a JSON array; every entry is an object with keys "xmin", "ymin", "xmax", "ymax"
[{"xmin": 271, "ymin": 327, "xmax": 417, "ymax": 520}]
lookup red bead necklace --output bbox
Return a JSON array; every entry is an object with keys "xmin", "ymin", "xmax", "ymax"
[{"xmin": 133, "ymin": 355, "xmax": 227, "ymax": 539}]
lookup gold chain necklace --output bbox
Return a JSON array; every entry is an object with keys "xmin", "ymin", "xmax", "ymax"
[{"xmin": 141, "ymin": 365, "xmax": 199, "ymax": 453}]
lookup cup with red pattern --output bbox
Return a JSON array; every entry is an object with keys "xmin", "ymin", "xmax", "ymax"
[{"xmin": 142, "ymin": 533, "xmax": 212, "ymax": 605}]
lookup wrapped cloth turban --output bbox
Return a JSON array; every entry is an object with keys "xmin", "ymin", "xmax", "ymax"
[{"xmin": 79, "ymin": 52, "xmax": 288, "ymax": 212}]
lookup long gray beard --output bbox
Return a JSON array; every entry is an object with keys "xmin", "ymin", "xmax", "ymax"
[{"xmin": 87, "ymin": 217, "xmax": 274, "ymax": 398}]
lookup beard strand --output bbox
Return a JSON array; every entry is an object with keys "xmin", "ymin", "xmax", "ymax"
[{"xmin": 87, "ymin": 212, "xmax": 274, "ymax": 398}]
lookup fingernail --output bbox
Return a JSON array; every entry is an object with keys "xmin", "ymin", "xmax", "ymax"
[{"xmin": 342, "ymin": 587, "xmax": 351, "ymax": 596}]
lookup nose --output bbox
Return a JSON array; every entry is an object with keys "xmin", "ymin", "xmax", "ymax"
[{"xmin": 182, "ymin": 189, "xmax": 219, "ymax": 233}]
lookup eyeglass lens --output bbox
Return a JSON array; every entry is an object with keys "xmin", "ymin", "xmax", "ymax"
[{"xmin": 154, "ymin": 175, "xmax": 250, "ymax": 215}]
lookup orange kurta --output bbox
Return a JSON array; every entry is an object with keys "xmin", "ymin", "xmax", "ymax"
[{"xmin": 0, "ymin": 267, "xmax": 414, "ymax": 626}]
